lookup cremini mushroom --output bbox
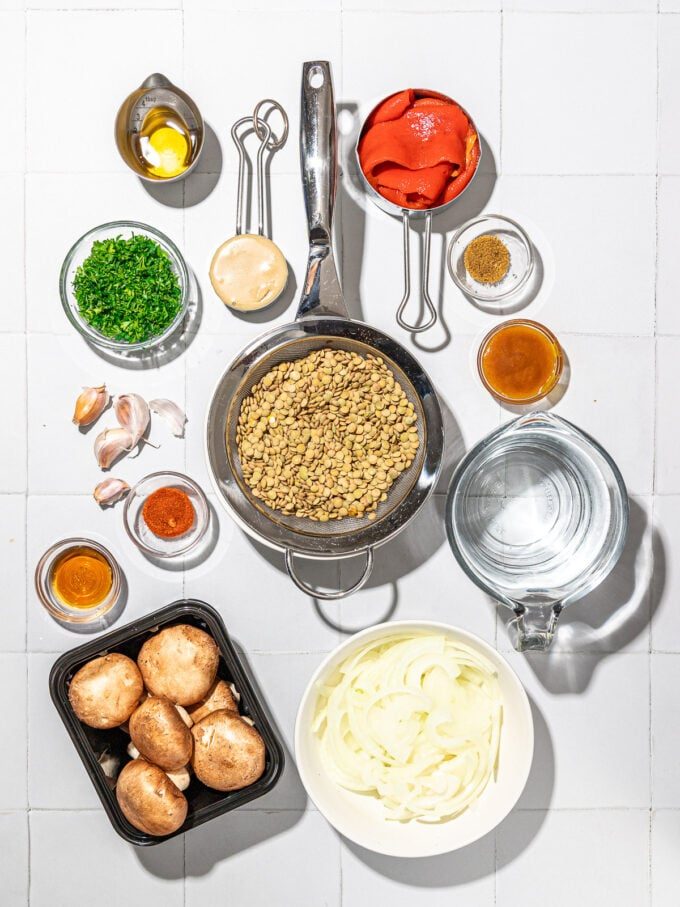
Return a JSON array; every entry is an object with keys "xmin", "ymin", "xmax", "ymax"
[
  {"xmin": 137, "ymin": 624, "xmax": 219, "ymax": 706},
  {"xmin": 68, "ymin": 653, "xmax": 143, "ymax": 729},
  {"xmin": 116, "ymin": 759, "xmax": 188, "ymax": 836},
  {"xmin": 166, "ymin": 765, "xmax": 191, "ymax": 793},
  {"xmin": 129, "ymin": 696, "xmax": 193, "ymax": 772},
  {"xmin": 191, "ymin": 709, "xmax": 266, "ymax": 792},
  {"xmin": 187, "ymin": 679, "xmax": 239, "ymax": 724}
]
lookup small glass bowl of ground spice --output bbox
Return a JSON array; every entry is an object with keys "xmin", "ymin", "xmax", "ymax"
[
  {"xmin": 448, "ymin": 214, "xmax": 534, "ymax": 305},
  {"xmin": 124, "ymin": 471, "xmax": 209, "ymax": 558},
  {"xmin": 60, "ymin": 221, "xmax": 189, "ymax": 353},
  {"xmin": 35, "ymin": 538, "xmax": 124, "ymax": 625}
]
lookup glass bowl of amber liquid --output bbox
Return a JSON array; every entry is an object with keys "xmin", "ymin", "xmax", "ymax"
[
  {"xmin": 448, "ymin": 214, "xmax": 534, "ymax": 305},
  {"xmin": 477, "ymin": 319, "xmax": 563, "ymax": 405},
  {"xmin": 35, "ymin": 538, "xmax": 123, "ymax": 625},
  {"xmin": 124, "ymin": 471, "xmax": 210, "ymax": 559}
]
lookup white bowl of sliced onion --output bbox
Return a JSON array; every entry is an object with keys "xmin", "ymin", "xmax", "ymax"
[{"xmin": 295, "ymin": 620, "xmax": 533, "ymax": 857}]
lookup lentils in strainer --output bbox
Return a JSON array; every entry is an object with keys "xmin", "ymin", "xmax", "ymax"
[{"xmin": 235, "ymin": 349, "xmax": 420, "ymax": 522}]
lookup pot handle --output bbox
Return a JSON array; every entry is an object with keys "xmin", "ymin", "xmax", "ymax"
[
  {"xmin": 285, "ymin": 548, "xmax": 374, "ymax": 600},
  {"xmin": 396, "ymin": 211, "xmax": 437, "ymax": 334}
]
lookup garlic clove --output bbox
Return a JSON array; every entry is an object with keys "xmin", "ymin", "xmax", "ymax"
[
  {"xmin": 72, "ymin": 384, "xmax": 109, "ymax": 427},
  {"xmin": 114, "ymin": 394, "xmax": 150, "ymax": 449},
  {"xmin": 93, "ymin": 477, "xmax": 131, "ymax": 507},
  {"xmin": 94, "ymin": 427, "xmax": 134, "ymax": 469},
  {"xmin": 149, "ymin": 398, "xmax": 187, "ymax": 438}
]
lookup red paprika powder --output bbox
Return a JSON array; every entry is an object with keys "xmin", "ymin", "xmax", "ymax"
[{"xmin": 142, "ymin": 486, "xmax": 195, "ymax": 538}]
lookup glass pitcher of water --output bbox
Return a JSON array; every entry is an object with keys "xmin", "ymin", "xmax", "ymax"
[{"xmin": 445, "ymin": 412, "xmax": 629, "ymax": 651}]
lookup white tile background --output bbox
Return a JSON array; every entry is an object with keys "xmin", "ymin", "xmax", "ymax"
[{"xmin": 0, "ymin": 1, "xmax": 677, "ymax": 904}]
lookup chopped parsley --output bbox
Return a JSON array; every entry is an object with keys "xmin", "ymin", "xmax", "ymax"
[{"xmin": 73, "ymin": 234, "xmax": 182, "ymax": 344}]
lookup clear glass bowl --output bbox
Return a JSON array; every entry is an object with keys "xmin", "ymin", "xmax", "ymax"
[
  {"xmin": 60, "ymin": 221, "xmax": 190, "ymax": 352},
  {"xmin": 35, "ymin": 538, "xmax": 123, "ymax": 625},
  {"xmin": 123, "ymin": 471, "xmax": 210, "ymax": 558},
  {"xmin": 448, "ymin": 214, "xmax": 534, "ymax": 304},
  {"xmin": 477, "ymin": 319, "xmax": 563, "ymax": 405}
]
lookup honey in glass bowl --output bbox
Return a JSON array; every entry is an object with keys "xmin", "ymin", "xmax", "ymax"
[
  {"xmin": 35, "ymin": 538, "xmax": 123, "ymax": 625},
  {"xmin": 51, "ymin": 546, "xmax": 113, "ymax": 609},
  {"xmin": 478, "ymin": 320, "xmax": 563, "ymax": 405}
]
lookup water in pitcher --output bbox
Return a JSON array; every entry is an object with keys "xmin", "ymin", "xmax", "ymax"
[{"xmin": 452, "ymin": 423, "xmax": 615, "ymax": 604}]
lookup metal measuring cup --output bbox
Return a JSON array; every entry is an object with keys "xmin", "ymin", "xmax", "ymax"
[{"xmin": 354, "ymin": 89, "xmax": 481, "ymax": 334}]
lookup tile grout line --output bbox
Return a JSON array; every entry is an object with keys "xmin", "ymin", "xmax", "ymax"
[
  {"xmin": 23, "ymin": 6, "xmax": 31, "ymax": 906},
  {"xmin": 499, "ymin": 1, "xmax": 504, "ymax": 180},
  {"xmin": 648, "ymin": 12, "xmax": 661, "ymax": 902}
]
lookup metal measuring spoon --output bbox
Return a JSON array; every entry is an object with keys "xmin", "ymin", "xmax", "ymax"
[{"xmin": 210, "ymin": 101, "xmax": 289, "ymax": 312}]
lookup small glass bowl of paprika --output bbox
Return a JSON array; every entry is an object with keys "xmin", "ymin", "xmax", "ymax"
[{"xmin": 123, "ymin": 471, "xmax": 210, "ymax": 558}]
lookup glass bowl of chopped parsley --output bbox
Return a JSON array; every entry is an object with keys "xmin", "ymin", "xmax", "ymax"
[{"xmin": 60, "ymin": 221, "xmax": 189, "ymax": 352}]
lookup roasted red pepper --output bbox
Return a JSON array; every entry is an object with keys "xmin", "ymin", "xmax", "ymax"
[{"xmin": 358, "ymin": 89, "xmax": 479, "ymax": 210}]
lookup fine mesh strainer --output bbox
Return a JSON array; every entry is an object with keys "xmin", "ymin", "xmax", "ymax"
[{"xmin": 206, "ymin": 61, "xmax": 443, "ymax": 599}]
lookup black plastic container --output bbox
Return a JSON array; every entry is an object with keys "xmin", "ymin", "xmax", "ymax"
[{"xmin": 49, "ymin": 599, "xmax": 284, "ymax": 846}]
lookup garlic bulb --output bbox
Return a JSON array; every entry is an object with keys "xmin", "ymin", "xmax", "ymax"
[
  {"xmin": 149, "ymin": 399, "xmax": 187, "ymax": 438},
  {"xmin": 94, "ymin": 427, "xmax": 133, "ymax": 469},
  {"xmin": 93, "ymin": 478, "xmax": 130, "ymax": 506},
  {"xmin": 114, "ymin": 394, "xmax": 150, "ymax": 449},
  {"xmin": 72, "ymin": 385, "xmax": 109, "ymax": 427}
]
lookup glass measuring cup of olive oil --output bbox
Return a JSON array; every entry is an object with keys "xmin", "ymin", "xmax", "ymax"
[{"xmin": 115, "ymin": 73, "xmax": 204, "ymax": 182}]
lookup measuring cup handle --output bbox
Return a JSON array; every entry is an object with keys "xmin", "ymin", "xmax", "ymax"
[
  {"xmin": 509, "ymin": 603, "xmax": 562, "ymax": 651},
  {"xmin": 285, "ymin": 548, "xmax": 374, "ymax": 601},
  {"xmin": 396, "ymin": 212, "xmax": 438, "ymax": 334}
]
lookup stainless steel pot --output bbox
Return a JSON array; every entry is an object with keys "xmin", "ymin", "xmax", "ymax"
[{"xmin": 205, "ymin": 61, "xmax": 443, "ymax": 600}]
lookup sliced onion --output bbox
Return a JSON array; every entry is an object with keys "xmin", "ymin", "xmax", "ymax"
[{"xmin": 313, "ymin": 633, "xmax": 502, "ymax": 822}]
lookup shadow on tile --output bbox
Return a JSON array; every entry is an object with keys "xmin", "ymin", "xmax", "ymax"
[
  {"xmin": 133, "ymin": 835, "xmax": 185, "ymax": 880},
  {"xmin": 341, "ymin": 696, "xmax": 551, "ymax": 886},
  {"xmin": 500, "ymin": 498, "xmax": 664, "ymax": 693},
  {"xmin": 141, "ymin": 122, "xmax": 223, "ymax": 209}
]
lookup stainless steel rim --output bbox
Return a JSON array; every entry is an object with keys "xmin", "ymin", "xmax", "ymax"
[{"xmin": 206, "ymin": 315, "xmax": 443, "ymax": 558}]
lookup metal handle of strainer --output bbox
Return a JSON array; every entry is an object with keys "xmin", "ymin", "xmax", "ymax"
[{"xmin": 285, "ymin": 548, "xmax": 374, "ymax": 601}]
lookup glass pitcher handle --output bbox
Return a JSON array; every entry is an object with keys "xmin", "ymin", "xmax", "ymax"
[{"xmin": 509, "ymin": 603, "xmax": 562, "ymax": 652}]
